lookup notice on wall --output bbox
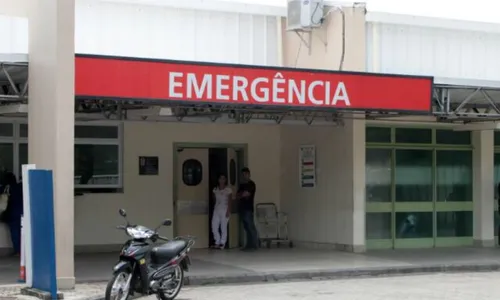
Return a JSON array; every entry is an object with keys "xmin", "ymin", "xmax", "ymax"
[
  {"xmin": 139, "ymin": 156, "xmax": 159, "ymax": 175},
  {"xmin": 299, "ymin": 145, "xmax": 316, "ymax": 188}
]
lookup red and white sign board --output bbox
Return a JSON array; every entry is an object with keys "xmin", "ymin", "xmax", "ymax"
[{"xmin": 75, "ymin": 55, "xmax": 433, "ymax": 113}]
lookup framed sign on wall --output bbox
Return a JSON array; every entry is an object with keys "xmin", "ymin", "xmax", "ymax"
[
  {"xmin": 139, "ymin": 156, "xmax": 159, "ymax": 175},
  {"xmin": 299, "ymin": 145, "xmax": 316, "ymax": 188}
]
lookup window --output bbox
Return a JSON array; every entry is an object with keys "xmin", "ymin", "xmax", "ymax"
[
  {"xmin": 75, "ymin": 125, "xmax": 118, "ymax": 139},
  {"xmin": 73, "ymin": 125, "xmax": 121, "ymax": 188},
  {"xmin": 366, "ymin": 127, "xmax": 391, "ymax": 143},
  {"xmin": 19, "ymin": 143, "xmax": 27, "ymax": 178},
  {"xmin": 182, "ymin": 159, "xmax": 203, "ymax": 186},
  {"xmin": 17, "ymin": 122, "xmax": 122, "ymax": 189},
  {"xmin": 436, "ymin": 211, "xmax": 472, "ymax": 237},
  {"xmin": 436, "ymin": 150, "xmax": 472, "ymax": 202},
  {"xmin": 0, "ymin": 143, "xmax": 14, "ymax": 174},
  {"xmin": 395, "ymin": 128, "xmax": 432, "ymax": 144},
  {"xmin": 366, "ymin": 212, "xmax": 392, "ymax": 239},
  {"xmin": 75, "ymin": 144, "xmax": 119, "ymax": 185},
  {"xmin": 494, "ymin": 153, "xmax": 500, "ymax": 237},
  {"xmin": 495, "ymin": 131, "xmax": 500, "ymax": 146},
  {"xmin": 0, "ymin": 123, "xmax": 13, "ymax": 137},
  {"xmin": 20, "ymin": 124, "xmax": 28, "ymax": 138},
  {"xmin": 495, "ymin": 153, "xmax": 500, "ymax": 199},
  {"xmin": 365, "ymin": 148, "xmax": 392, "ymax": 202},
  {"xmin": 395, "ymin": 149, "xmax": 432, "ymax": 202},
  {"xmin": 436, "ymin": 130, "xmax": 471, "ymax": 145},
  {"xmin": 395, "ymin": 212, "xmax": 433, "ymax": 239}
]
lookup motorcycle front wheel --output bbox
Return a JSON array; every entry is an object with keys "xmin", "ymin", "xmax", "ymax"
[
  {"xmin": 105, "ymin": 270, "xmax": 132, "ymax": 300},
  {"xmin": 157, "ymin": 265, "xmax": 184, "ymax": 300}
]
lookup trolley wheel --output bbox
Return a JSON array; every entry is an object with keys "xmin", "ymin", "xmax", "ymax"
[
  {"xmin": 266, "ymin": 241, "xmax": 271, "ymax": 249},
  {"xmin": 289, "ymin": 241, "xmax": 294, "ymax": 248}
]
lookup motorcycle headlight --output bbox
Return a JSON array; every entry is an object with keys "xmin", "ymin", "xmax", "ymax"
[{"xmin": 126, "ymin": 227, "xmax": 153, "ymax": 239}]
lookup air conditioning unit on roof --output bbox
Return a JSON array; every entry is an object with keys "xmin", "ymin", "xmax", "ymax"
[{"xmin": 286, "ymin": 0, "xmax": 324, "ymax": 31}]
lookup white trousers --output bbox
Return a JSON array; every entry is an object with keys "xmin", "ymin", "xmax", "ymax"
[{"xmin": 211, "ymin": 208, "xmax": 229, "ymax": 246}]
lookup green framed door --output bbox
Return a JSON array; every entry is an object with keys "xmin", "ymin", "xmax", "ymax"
[
  {"xmin": 434, "ymin": 149, "xmax": 473, "ymax": 247},
  {"xmin": 366, "ymin": 126, "xmax": 474, "ymax": 250},
  {"xmin": 393, "ymin": 147, "xmax": 434, "ymax": 249},
  {"xmin": 365, "ymin": 146, "xmax": 393, "ymax": 249}
]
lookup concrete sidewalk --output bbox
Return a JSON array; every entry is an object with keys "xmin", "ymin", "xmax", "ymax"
[{"xmin": 2, "ymin": 247, "xmax": 500, "ymax": 299}]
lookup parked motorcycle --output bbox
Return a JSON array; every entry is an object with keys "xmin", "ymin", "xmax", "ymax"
[{"xmin": 105, "ymin": 209, "xmax": 195, "ymax": 300}]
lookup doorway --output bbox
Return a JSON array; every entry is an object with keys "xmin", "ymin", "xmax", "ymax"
[{"xmin": 174, "ymin": 143, "xmax": 246, "ymax": 249}]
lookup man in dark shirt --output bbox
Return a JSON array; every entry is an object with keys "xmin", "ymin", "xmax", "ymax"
[{"xmin": 237, "ymin": 167, "xmax": 258, "ymax": 251}]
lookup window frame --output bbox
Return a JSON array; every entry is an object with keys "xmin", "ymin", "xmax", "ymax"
[
  {"xmin": 16, "ymin": 120, "xmax": 123, "ymax": 189},
  {"xmin": 182, "ymin": 159, "xmax": 203, "ymax": 186}
]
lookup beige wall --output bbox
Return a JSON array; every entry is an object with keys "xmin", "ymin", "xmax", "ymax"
[
  {"xmin": 0, "ymin": 121, "xmax": 280, "ymax": 251},
  {"xmin": 280, "ymin": 120, "xmax": 364, "ymax": 249},
  {"xmin": 280, "ymin": 5, "xmax": 367, "ymax": 252},
  {"xmin": 282, "ymin": 5, "xmax": 365, "ymax": 71},
  {"xmin": 74, "ymin": 121, "xmax": 281, "ymax": 247}
]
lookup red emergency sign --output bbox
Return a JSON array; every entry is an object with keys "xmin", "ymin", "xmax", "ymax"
[{"xmin": 75, "ymin": 54, "xmax": 433, "ymax": 113}]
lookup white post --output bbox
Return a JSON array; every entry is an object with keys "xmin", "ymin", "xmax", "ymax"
[
  {"xmin": 28, "ymin": 0, "xmax": 76, "ymax": 289},
  {"xmin": 21, "ymin": 164, "xmax": 36, "ymax": 287},
  {"xmin": 472, "ymin": 130, "xmax": 495, "ymax": 247}
]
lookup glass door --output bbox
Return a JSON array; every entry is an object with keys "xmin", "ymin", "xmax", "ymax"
[
  {"xmin": 434, "ymin": 149, "xmax": 473, "ymax": 247},
  {"xmin": 393, "ymin": 148, "xmax": 434, "ymax": 248},
  {"xmin": 365, "ymin": 147, "xmax": 392, "ymax": 249}
]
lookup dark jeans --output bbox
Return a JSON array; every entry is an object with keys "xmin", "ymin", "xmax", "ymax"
[
  {"xmin": 8, "ymin": 219, "xmax": 21, "ymax": 254},
  {"xmin": 240, "ymin": 211, "xmax": 258, "ymax": 249}
]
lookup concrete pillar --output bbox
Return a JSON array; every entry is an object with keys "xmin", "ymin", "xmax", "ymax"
[
  {"xmin": 0, "ymin": 0, "xmax": 29, "ymax": 18},
  {"xmin": 28, "ymin": 0, "xmax": 75, "ymax": 289},
  {"xmin": 472, "ymin": 130, "xmax": 495, "ymax": 247},
  {"xmin": 349, "ymin": 117, "xmax": 366, "ymax": 251}
]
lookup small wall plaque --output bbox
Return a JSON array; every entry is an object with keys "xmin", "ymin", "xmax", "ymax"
[
  {"xmin": 139, "ymin": 156, "xmax": 159, "ymax": 175},
  {"xmin": 299, "ymin": 145, "xmax": 316, "ymax": 188}
]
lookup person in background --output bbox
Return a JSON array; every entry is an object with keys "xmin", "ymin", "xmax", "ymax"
[
  {"xmin": 237, "ymin": 167, "xmax": 258, "ymax": 251},
  {"xmin": 211, "ymin": 174, "xmax": 232, "ymax": 250},
  {"xmin": 2, "ymin": 172, "xmax": 23, "ymax": 256}
]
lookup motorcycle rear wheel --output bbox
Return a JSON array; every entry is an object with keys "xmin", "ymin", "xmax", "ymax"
[
  {"xmin": 105, "ymin": 270, "xmax": 132, "ymax": 300},
  {"xmin": 156, "ymin": 265, "xmax": 184, "ymax": 300}
]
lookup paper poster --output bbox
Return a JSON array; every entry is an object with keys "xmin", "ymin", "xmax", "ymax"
[{"xmin": 299, "ymin": 145, "xmax": 316, "ymax": 188}]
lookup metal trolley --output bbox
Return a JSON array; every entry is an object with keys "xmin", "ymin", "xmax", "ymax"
[{"xmin": 255, "ymin": 203, "xmax": 293, "ymax": 248}]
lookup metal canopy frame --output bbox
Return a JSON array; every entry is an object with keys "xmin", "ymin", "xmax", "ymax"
[
  {"xmin": 432, "ymin": 85, "xmax": 500, "ymax": 122},
  {"xmin": 0, "ymin": 62, "xmax": 28, "ymax": 103},
  {"xmin": 3, "ymin": 62, "xmax": 500, "ymax": 124}
]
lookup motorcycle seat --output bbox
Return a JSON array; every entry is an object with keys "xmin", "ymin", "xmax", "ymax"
[{"xmin": 151, "ymin": 240, "xmax": 187, "ymax": 264}]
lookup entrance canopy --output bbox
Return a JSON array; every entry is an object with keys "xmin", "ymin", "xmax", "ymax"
[{"xmin": 1, "ymin": 54, "xmax": 436, "ymax": 125}]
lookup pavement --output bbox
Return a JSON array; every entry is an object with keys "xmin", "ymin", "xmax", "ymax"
[
  {"xmin": 140, "ymin": 272, "xmax": 500, "ymax": 300},
  {"xmin": 7, "ymin": 272, "xmax": 500, "ymax": 300},
  {"xmin": 2, "ymin": 247, "xmax": 500, "ymax": 299}
]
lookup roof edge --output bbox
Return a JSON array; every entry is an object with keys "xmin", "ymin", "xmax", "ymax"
[
  {"xmin": 95, "ymin": 0, "xmax": 363, "ymax": 17},
  {"xmin": 0, "ymin": 53, "xmax": 28, "ymax": 63},
  {"xmin": 434, "ymin": 77, "xmax": 500, "ymax": 89},
  {"xmin": 366, "ymin": 11, "xmax": 500, "ymax": 34}
]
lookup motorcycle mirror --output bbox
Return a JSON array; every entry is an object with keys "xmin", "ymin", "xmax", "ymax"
[
  {"xmin": 163, "ymin": 219, "xmax": 172, "ymax": 227},
  {"xmin": 119, "ymin": 209, "xmax": 127, "ymax": 217}
]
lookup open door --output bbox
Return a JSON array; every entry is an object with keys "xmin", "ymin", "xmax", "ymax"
[
  {"xmin": 176, "ymin": 148, "xmax": 209, "ymax": 249},
  {"xmin": 227, "ymin": 148, "xmax": 240, "ymax": 248}
]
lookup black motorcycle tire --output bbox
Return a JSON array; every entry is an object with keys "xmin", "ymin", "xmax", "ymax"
[
  {"xmin": 105, "ymin": 270, "xmax": 132, "ymax": 300},
  {"xmin": 157, "ymin": 265, "xmax": 184, "ymax": 300}
]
